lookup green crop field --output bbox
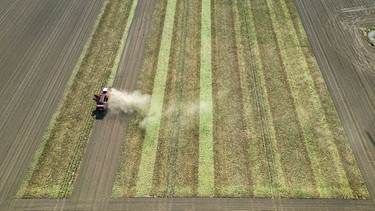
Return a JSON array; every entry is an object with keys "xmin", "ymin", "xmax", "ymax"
[
  {"xmin": 18, "ymin": 0, "xmax": 369, "ymax": 199},
  {"xmin": 113, "ymin": 0, "xmax": 369, "ymax": 198}
]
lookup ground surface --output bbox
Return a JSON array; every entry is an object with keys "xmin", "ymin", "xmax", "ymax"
[
  {"xmin": 1, "ymin": 0, "xmax": 375, "ymax": 210},
  {"xmin": 0, "ymin": 0, "xmax": 104, "ymax": 209}
]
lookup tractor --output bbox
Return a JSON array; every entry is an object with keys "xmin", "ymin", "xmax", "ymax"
[{"xmin": 93, "ymin": 87, "xmax": 111, "ymax": 111}]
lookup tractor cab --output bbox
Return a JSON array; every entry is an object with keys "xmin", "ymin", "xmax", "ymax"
[{"xmin": 93, "ymin": 87, "xmax": 111, "ymax": 111}]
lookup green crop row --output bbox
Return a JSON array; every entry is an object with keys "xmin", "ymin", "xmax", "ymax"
[
  {"xmin": 198, "ymin": 0, "xmax": 214, "ymax": 197},
  {"xmin": 135, "ymin": 0, "xmax": 177, "ymax": 197}
]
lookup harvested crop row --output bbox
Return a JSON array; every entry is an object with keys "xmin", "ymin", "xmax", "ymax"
[
  {"xmin": 114, "ymin": 0, "xmax": 210, "ymax": 198},
  {"xmin": 18, "ymin": 0, "xmax": 135, "ymax": 198},
  {"xmin": 212, "ymin": 0, "xmax": 252, "ymax": 197},
  {"xmin": 112, "ymin": 0, "xmax": 168, "ymax": 197}
]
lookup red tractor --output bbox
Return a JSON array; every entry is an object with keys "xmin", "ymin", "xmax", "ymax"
[{"xmin": 93, "ymin": 87, "xmax": 111, "ymax": 111}]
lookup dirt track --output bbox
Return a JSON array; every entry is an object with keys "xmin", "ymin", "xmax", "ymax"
[
  {"xmin": 71, "ymin": 1, "xmax": 156, "ymax": 207},
  {"xmin": 0, "ymin": 0, "xmax": 104, "ymax": 209},
  {"xmin": 1, "ymin": 0, "xmax": 375, "ymax": 210}
]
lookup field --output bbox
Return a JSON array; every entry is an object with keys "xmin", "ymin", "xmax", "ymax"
[
  {"xmin": 112, "ymin": 0, "xmax": 368, "ymax": 199},
  {"xmin": 17, "ymin": 0, "xmax": 137, "ymax": 198},
  {"xmin": 1, "ymin": 0, "xmax": 375, "ymax": 210}
]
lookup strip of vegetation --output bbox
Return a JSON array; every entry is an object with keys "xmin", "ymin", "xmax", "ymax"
[
  {"xmin": 363, "ymin": 26, "xmax": 375, "ymax": 46},
  {"xmin": 135, "ymin": 0, "xmax": 177, "ymax": 197},
  {"xmin": 151, "ymin": 0, "xmax": 201, "ymax": 197},
  {"xmin": 212, "ymin": 0, "xmax": 252, "ymax": 197},
  {"xmin": 18, "ymin": 0, "xmax": 136, "ymax": 198},
  {"xmin": 249, "ymin": 0, "xmax": 319, "ymax": 198},
  {"xmin": 282, "ymin": 0, "xmax": 369, "ymax": 199},
  {"xmin": 112, "ymin": 0, "xmax": 168, "ymax": 198},
  {"xmin": 233, "ymin": 0, "xmax": 284, "ymax": 197},
  {"xmin": 268, "ymin": 0, "xmax": 351, "ymax": 198},
  {"xmin": 112, "ymin": 0, "xmax": 369, "ymax": 199},
  {"xmin": 198, "ymin": 0, "xmax": 214, "ymax": 197}
]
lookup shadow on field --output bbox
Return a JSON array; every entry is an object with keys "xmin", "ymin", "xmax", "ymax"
[
  {"xmin": 91, "ymin": 109, "xmax": 107, "ymax": 120},
  {"xmin": 365, "ymin": 131, "xmax": 375, "ymax": 147}
]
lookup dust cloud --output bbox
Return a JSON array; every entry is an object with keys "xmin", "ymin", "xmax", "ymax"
[
  {"xmin": 108, "ymin": 88, "xmax": 208, "ymax": 130},
  {"xmin": 108, "ymin": 88, "xmax": 150, "ymax": 116}
]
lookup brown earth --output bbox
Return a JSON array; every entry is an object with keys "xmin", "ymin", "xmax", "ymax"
[
  {"xmin": 1, "ymin": 0, "xmax": 375, "ymax": 210},
  {"xmin": 0, "ymin": 0, "xmax": 104, "ymax": 209}
]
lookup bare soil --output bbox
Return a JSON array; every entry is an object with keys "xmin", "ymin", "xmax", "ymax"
[{"xmin": 0, "ymin": 0, "xmax": 104, "ymax": 208}]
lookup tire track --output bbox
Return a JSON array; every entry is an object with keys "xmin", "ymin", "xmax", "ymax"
[
  {"xmin": 237, "ymin": 0, "xmax": 276, "ymax": 196},
  {"xmin": 72, "ymin": 0, "xmax": 156, "ymax": 205}
]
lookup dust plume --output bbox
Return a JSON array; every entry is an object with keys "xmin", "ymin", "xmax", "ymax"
[{"xmin": 108, "ymin": 88, "xmax": 150, "ymax": 116}]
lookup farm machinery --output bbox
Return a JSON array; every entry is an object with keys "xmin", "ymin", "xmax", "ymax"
[{"xmin": 93, "ymin": 86, "xmax": 111, "ymax": 111}]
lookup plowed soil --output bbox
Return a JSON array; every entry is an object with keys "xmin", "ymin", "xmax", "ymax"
[
  {"xmin": 0, "ymin": 0, "xmax": 104, "ymax": 209},
  {"xmin": 1, "ymin": 0, "xmax": 375, "ymax": 210}
]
